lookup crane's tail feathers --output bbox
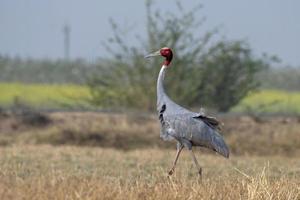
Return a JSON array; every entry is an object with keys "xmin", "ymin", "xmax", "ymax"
[
  {"xmin": 211, "ymin": 131, "xmax": 230, "ymax": 158},
  {"xmin": 194, "ymin": 115, "xmax": 222, "ymax": 130}
]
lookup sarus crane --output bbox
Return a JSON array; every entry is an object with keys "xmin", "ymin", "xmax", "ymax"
[{"xmin": 145, "ymin": 47, "xmax": 229, "ymax": 177}]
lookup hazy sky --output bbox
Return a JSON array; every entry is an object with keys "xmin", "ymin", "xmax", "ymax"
[{"xmin": 1, "ymin": 0, "xmax": 299, "ymax": 66}]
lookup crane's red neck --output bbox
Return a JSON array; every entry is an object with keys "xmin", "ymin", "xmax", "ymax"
[
  {"xmin": 160, "ymin": 47, "xmax": 173, "ymax": 66},
  {"xmin": 163, "ymin": 57, "xmax": 172, "ymax": 66}
]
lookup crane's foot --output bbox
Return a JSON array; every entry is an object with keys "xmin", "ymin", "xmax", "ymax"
[
  {"xmin": 168, "ymin": 168, "xmax": 175, "ymax": 176},
  {"xmin": 198, "ymin": 168, "xmax": 202, "ymax": 180},
  {"xmin": 198, "ymin": 168, "xmax": 202, "ymax": 176}
]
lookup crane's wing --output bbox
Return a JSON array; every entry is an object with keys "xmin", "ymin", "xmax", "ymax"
[
  {"xmin": 204, "ymin": 128, "xmax": 229, "ymax": 158},
  {"xmin": 191, "ymin": 115, "xmax": 229, "ymax": 158},
  {"xmin": 159, "ymin": 104, "xmax": 176, "ymax": 141}
]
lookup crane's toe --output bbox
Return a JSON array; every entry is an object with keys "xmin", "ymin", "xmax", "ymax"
[
  {"xmin": 168, "ymin": 168, "xmax": 175, "ymax": 176},
  {"xmin": 198, "ymin": 168, "xmax": 202, "ymax": 179}
]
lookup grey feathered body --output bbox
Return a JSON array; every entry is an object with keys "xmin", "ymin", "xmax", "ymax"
[{"xmin": 157, "ymin": 66, "xmax": 229, "ymax": 158}]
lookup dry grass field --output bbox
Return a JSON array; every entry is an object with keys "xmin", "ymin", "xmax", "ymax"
[
  {"xmin": 0, "ymin": 112, "xmax": 299, "ymax": 199},
  {"xmin": 0, "ymin": 146, "xmax": 299, "ymax": 200}
]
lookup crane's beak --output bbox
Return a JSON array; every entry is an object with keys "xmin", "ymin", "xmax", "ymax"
[{"xmin": 144, "ymin": 50, "xmax": 161, "ymax": 58}]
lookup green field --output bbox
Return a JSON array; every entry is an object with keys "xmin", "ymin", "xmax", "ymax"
[
  {"xmin": 1, "ymin": 83, "xmax": 300, "ymax": 113},
  {"xmin": 0, "ymin": 83, "xmax": 91, "ymax": 109},
  {"xmin": 233, "ymin": 89, "xmax": 300, "ymax": 114}
]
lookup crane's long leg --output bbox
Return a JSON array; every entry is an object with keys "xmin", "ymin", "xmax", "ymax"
[
  {"xmin": 189, "ymin": 149, "xmax": 202, "ymax": 177},
  {"xmin": 168, "ymin": 143, "xmax": 184, "ymax": 176}
]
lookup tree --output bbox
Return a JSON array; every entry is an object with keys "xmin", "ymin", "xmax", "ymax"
[
  {"xmin": 196, "ymin": 41, "xmax": 272, "ymax": 111},
  {"xmin": 88, "ymin": 0, "xmax": 272, "ymax": 112}
]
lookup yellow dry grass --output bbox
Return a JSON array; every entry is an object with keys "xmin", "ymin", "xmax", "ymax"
[{"xmin": 0, "ymin": 145, "xmax": 299, "ymax": 200}]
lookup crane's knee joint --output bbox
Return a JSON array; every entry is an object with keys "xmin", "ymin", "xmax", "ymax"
[
  {"xmin": 180, "ymin": 139, "xmax": 192, "ymax": 150},
  {"xmin": 184, "ymin": 143, "xmax": 192, "ymax": 150}
]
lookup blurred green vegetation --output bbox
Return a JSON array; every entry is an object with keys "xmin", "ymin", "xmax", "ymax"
[
  {"xmin": 87, "ymin": 1, "xmax": 273, "ymax": 112},
  {"xmin": 0, "ymin": 56, "xmax": 99, "ymax": 84},
  {"xmin": 259, "ymin": 66, "xmax": 300, "ymax": 91}
]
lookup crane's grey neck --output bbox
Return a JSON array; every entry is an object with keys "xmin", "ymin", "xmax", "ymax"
[
  {"xmin": 156, "ymin": 65, "xmax": 192, "ymax": 115},
  {"xmin": 157, "ymin": 65, "xmax": 167, "ymax": 94},
  {"xmin": 157, "ymin": 65, "xmax": 167, "ymax": 110}
]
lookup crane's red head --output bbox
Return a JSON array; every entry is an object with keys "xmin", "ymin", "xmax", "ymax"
[{"xmin": 145, "ymin": 47, "xmax": 173, "ymax": 66}]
